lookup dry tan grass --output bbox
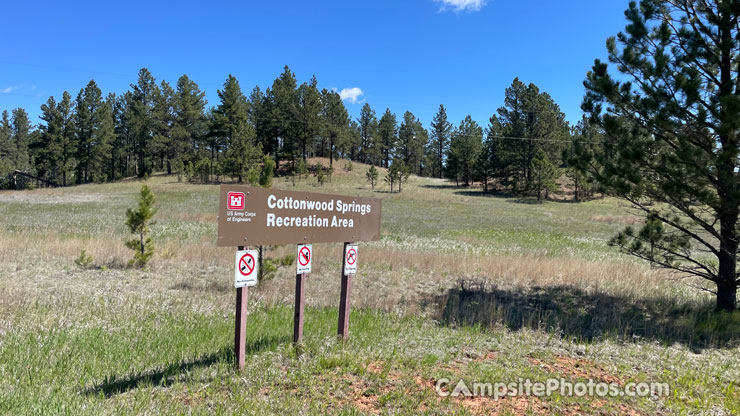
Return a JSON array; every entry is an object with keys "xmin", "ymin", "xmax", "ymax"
[
  {"xmin": 361, "ymin": 247, "xmax": 658, "ymax": 287},
  {"xmin": 252, "ymin": 243, "xmax": 677, "ymax": 317},
  {"xmin": 0, "ymin": 232, "xmax": 669, "ymax": 303}
]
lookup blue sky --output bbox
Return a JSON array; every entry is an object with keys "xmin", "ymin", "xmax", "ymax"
[{"xmin": 1, "ymin": 0, "xmax": 630, "ymax": 129}]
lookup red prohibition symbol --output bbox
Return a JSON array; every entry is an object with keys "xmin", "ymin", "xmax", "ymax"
[
  {"xmin": 238, "ymin": 253, "xmax": 256, "ymax": 276},
  {"xmin": 299, "ymin": 246, "xmax": 311, "ymax": 266},
  {"xmin": 346, "ymin": 248, "xmax": 357, "ymax": 265}
]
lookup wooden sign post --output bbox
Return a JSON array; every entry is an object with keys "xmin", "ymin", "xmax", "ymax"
[
  {"xmin": 233, "ymin": 247, "xmax": 258, "ymax": 370},
  {"xmin": 234, "ymin": 246, "xmax": 248, "ymax": 370},
  {"xmin": 294, "ymin": 244, "xmax": 312, "ymax": 344},
  {"xmin": 234, "ymin": 285, "xmax": 248, "ymax": 370},
  {"xmin": 338, "ymin": 243, "xmax": 358, "ymax": 340},
  {"xmin": 294, "ymin": 273, "xmax": 306, "ymax": 343},
  {"xmin": 218, "ymin": 186, "xmax": 381, "ymax": 367}
]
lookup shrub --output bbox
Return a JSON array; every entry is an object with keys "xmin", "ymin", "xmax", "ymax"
[
  {"xmin": 194, "ymin": 159, "xmax": 212, "ymax": 183},
  {"xmin": 316, "ymin": 165, "xmax": 326, "ymax": 186},
  {"xmin": 295, "ymin": 158, "xmax": 309, "ymax": 179},
  {"xmin": 74, "ymin": 250, "xmax": 94, "ymax": 268},
  {"xmin": 260, "ymin": 155, "xmax": 275, "ymax": 188}
]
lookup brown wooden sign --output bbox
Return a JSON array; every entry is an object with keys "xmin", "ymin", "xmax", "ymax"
[{"xmin": 217, "ymin": 185, "xmax": 382, "ymax": 246}]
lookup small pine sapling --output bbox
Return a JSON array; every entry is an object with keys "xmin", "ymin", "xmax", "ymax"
[{"xmin": 125, "ymin": 184, "xmax": 156, "ymax": 268}]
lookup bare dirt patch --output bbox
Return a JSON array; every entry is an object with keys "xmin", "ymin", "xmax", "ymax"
[
  {"xmin": 412, "ymin": 375, "xmax": 552, "ymax": 415},
  {"xmin": 527, "ymin": 355, "xmax": 623, "ymax": 385}
]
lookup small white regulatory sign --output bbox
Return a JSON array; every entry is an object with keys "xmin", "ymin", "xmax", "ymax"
[
  {"xmin": 234, "ymin": 249, "xmax": 259, "ymax": 288},
  {"xmin": 343, "ymin": 243, "xmax": 358, "ymax": 275},
  {"xmin": 296, "ymin": 244, "xmax": 312, "ymax": 274}
]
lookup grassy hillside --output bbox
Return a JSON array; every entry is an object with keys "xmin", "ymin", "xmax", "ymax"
[{"xmin": 0, "ymin": 158, "xmax": 738, "ymax": 415}]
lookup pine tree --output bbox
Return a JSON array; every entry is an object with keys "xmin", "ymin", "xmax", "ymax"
[
  {"xmin": 397, "ymin": 111, "xmax": 427, "ymax": 176},
  {"xmin": 576, "ymin": 0, "xmax": 740, "ymax": 310},
  {"xmin": 173, "ymin": 75, "xmax": 207, "ymax": 164},
  {"xmin": 112, "ymin": 92, "xmax": 135, "ymax": 179},
  {"xmin": 345, "ymin": 120, "xmax": 362, "ymax": 161},
  {"xmin": 384, "ymin": 161, "xmax": 396, "ymax": 192},
  {"xmin": 296, "ymin": 76, "xmax": 321, "ymax": 161},
  {"xmin": 214, "ymin": 75, "xmax": 261, "ymax": 183},
  {"xmin": 395, "ymin": 158, "xmax": 411, "ymax": 192},
  {"xmin": 267, "ymin": 66, "xmax": 299, "ymax": 172},
  {"xmin": 429, "ymin": 104, "xmax": 452, "ymax": 178},
  {"xmin": 250, "ymin": 86, "xmax": 274, "ymax": 159},
  {"xmin": 11, "ymin": 108, "xmax": 32, "ymax": 172},
  {"xmin": 58, "ymin": 92, "xmax": 76, "ymax": 185},
  {"xmin": 492, "ymin": 78, "xmax": 569, "ymax": 192},
  {"xmin": 377, "ymin": 109, "xmax": 397, "ymax": 168},
  {"xmin": 37, "ymin": 96, "xmax": 64, "ymax": 183},
  {"xmin": 130, "ymin": 68, "xmax": 159, "ymax": 177},
  {"xmin": 565, "ymin": 117, "xmax": 600, "ymax": 202},
  {"xmin": 151, "ymin": 80, "xmax": 176, "ymax": 174},
  {"xmin": 366, "ymin": 165, "xmax": 378, "ymax": 189},
  {"xmin": 385, "ymin": 158, "xmax": 410, "ymax": 193},
  {"xmin": 447, "ymin": 115, "xmax": 482, "ymax": 186},
  {"xmin": 320, "ymin": 89, "xmax": 349, "ymax": 168},
  {"xmin": 0, "ymin": 110, "xmax": 13, "ymax": 178},
  {"xmin": 74, "ymin": 80, "xmax": 107, "ymax": 183},
  {"xmin": 530, "ymin": 148, "xmax": 558, "ymax": 201},
  {"xmin": 96, "ymin": 97, "xmax": 115, "ymax": 181},
  {"xmin": 125, "ymin": 184, "xmax": 156, "ymax": 268},
  {"xmin": 475, "ymin": 134, "xmax": 497, "ymax": 193},
  {"xmin": 358, "ymin": 103, "xmax": 377, "ymax": 164}
]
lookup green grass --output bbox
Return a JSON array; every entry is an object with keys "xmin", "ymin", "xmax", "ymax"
[
  {"xmin": 1, "ymin": 297, "xmax": 737, "ymax": 414},
  {"xmin": 0, "ymin": 159, "xmax": 738, "ymax": 415}
]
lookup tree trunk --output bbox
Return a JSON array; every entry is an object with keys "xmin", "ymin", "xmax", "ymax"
[
  {"xmin": 714, "ymin": 5, "xmax": 738, "ymax": 312},
  {"xmin": 716, "ymin": 210, "xmax": 738, "ymax": 311},
  {"xmin": 716, "ymin": 279, "xmax": 737, "ymax": 312},
  {"xmin": 438, "ymin": 144, "xmax": 443, "ymax": 179},
  {"xmin": 329, "ymin": 138, "xmax": 334, "ymax": 168},
  {"xmin": 139, "ymin": 149, "xmax": 145, "ymax": 178},
  {"xmin": 274, "ymin": 151, "xmax": 280, "ymax": 176}
]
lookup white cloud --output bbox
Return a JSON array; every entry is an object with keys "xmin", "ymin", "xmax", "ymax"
[
  {"xmin": 338, "ymin": 87, "xmax": 364, "ymax": 104},
  {"xmin": 1, "ymin": 86, "xmax": 18, "ymax": 94},
  {"xmin": 435, "ymin": 0, "xmax": 486, "ymax": 13}
]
